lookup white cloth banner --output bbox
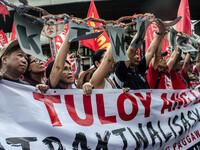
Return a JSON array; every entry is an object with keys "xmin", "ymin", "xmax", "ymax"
[{"xmin": 0, "ymin": 80, "xmax": 200, "ymax": 150}]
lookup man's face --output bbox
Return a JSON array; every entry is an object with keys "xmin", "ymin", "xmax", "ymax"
[
  {"xmin": 60, "ymin": 62, "xmax": 74, "ymax": 84},
  {"xmin": 28, "ymin": 56, "xmax": 45, "ymax": 73},
  {"xmin": 42, "ymin": 19, "xmax": 58, "ymax": 38},
  {"xmin": 130, "ymin": 50, "xmax": 139, "ymax": 67},
  {"xmin": 5, "ymin": 48, "xmax": 28, "ymax": 76},
  {"xmin": 175, "ymin": 61, "xmax": 182, "ymax": 71},
  {"xmin": 188, "ymin": 63, "xmax": 193, "ymax": 73},
  {"xmin": 158, "ymin": 56, "xmax": 167, "ymax": 69}
]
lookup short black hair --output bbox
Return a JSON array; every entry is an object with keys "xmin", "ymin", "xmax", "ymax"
[
  {"xmin": 46, "ymin": 59, "xmax": 71, "ymax": 78},
  {"xmin": 92, "ymin": 49, "xmax": 106, "ymax": 68},
  {"xmin": 23, "ymin": 55, "xmax": 31, "ymax": 78}
]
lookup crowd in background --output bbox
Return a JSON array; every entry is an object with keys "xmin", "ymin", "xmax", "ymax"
[{"xmin": 0, "ymin": 13, "xmax": 200, "ymax": 95}]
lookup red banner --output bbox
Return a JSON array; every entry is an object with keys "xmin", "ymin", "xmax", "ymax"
[
  {"xmin": 0, "ymin": 4, "xmax": 9, "ymax": 22},
  {"xmin": 11, "ymin": 22, "xmax": 17, "ymax": 41},
  {"xmin": 0, "ymin": 30, "xmax": 8, "ymax": 46},
  {"xmin": 176, "ymin": 0, "xmax": 192, "ymax": 36},
  {"xmin": 80, "ymin": 0, "xmax": 110, "ymax": 51}
]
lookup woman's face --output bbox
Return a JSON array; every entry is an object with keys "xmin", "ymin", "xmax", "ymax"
[
  {"xmin": 28, "ymin": 56, "xmax": 45, "ymax": 73},
  {"xmin": 60, "ymin": 62, "xmax": 74, "ymax": 84}
]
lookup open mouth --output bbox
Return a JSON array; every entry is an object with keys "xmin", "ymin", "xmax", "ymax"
[{"xmin": 67, "ymin": 75, "xmax": 73, "ymax": 79}]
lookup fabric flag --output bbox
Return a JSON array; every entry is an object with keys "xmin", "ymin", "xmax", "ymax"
[
  {"xmin": 0, "ymin": 30, "xmax": 8, "ymax": 46},
  {"xmin": 11, "ymin": 22, "xmax": 17, "ymax": 41},
  {"xmin": 80, "ymin": 0, "xmax": 110, "ymax": 51},
  {"xmin": 0, "ymin": 3, "xmax": 9, "ymax": 22},
  {"xmin": 176, "ymin": 0, "xmax": 192, "ymax": 36},
  {"xmin": 145, "ymin": 23, "xmax": 170, "ymax": 59}
]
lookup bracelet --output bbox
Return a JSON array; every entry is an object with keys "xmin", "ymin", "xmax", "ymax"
[{"xmin": 155, "ymin": 31, "xmax": 163, "ymax": 35}]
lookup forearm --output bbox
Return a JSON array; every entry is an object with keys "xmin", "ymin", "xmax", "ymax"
[
  {"xmin": 50, "ymin": 32, "xmax": 71, "ymax": 87},
  {"xmin": 145, "ymin": 33, "xmax": 163, "ymax": 66},
  {"xmin": 54, "ymin": 32, "xmax": 70, "ymax": 70},
  {"xmin": 167, "ymin": 47, "xmax": 181, "ymax": 71},
  {"xmin": 152, "ymin": 39, "xmax": 163, "ymax": 70},
  {"xmin": 90, "ymin": 46, "xmax": 113, "ymax": 88}
]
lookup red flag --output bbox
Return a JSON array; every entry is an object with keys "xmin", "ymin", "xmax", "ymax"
[
  {"xmin": 80, "ymin": 0, "xmax": 110, "ymax": 51},
  {"xmin": 0, "ymin": 30, "xmax": 8, "ymax": 46},
  {"xmin": 0, "ymin": 3, "xmax": 10, "ymax": 22},
  {"xmin": 145, "ymin": 23, "xmax": 170, "ymax": 59},
  {"xmin": 176, "ymin": 0, "xmax": 192, "ymax": 36},
  {"xmin": 11, "ymin": 22, "xmax": 17, "ymax": 41}
]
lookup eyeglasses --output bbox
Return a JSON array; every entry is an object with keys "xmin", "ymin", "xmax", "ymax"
[{"xmin": 30, "ymin": 59, "xmax": 44, "ymax": 64}]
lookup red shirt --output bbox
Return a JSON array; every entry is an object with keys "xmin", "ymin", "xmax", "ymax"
[
  {"xmin": 147, "ymin": 63, "xmax": 172, "ymax": 89},
  {"xmin": 181, "ymin": 67, "xmax": 199, "ymax": 89},
  {"xmin": 170, "ymin": 69, "xmax": 188, "ymax": 89}
]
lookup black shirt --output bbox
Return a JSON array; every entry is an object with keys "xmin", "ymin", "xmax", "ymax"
[
  {"xmin": 115, "ymin": 57, "xmax": 149, "ymax": 89},
  {"xmin": 3, "ymin": 76, "xmax": 30, "ymax": 85}
]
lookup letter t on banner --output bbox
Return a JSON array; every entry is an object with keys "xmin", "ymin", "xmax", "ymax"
[{"xmin": 80, "ymin": 0, "xmax": 110, "ymax": 51}]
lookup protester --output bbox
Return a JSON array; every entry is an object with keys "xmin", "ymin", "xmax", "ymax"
[
  {"xmin": 88, "ymin": 46, "xmax": 130, "ymax": 93},
  {"xmin": 23, "ymin": 55, "xmax": 46, "ymax": 86},
  {"xmin": 146, "ymin": 34, "xmax": 189, "ymax": 90},
  {"xmin": 45, "ymin": 31, "xmax": 93, "ymax": 95},
  {"xmin": 89, "ymin": 46, "xmax": 117, "ymax": 89},
  {"xmin": 0, "ymin": 40, "xmax": 49, "ymax": 93},
  {"xmin": 76, "ymin": 66, "xmax": 95, "ymax": 89},
  {"xmin": 45, "ymin": 31, "xmax": 74, "ymax": 89},
  {"xmin": 168, "ymin": 49, "xmax": 188, "ymax": 89},
  {"xmin": 0, "ymin": 40, "xmax": 29, "ymax": 85},
  {"xmin": 180, "ymin": 53, "xmax": 199, "ymax": 89},
  {"xmin": 115, "ymin": 13, "xmax": 164, "ymax": 89}
]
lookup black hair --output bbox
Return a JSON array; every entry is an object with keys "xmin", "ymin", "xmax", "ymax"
[
  {"xmin": 46, "ymin": 59, "xmax": 71, "ymax": 78},
  {"xmin": 23, "ymin": 55, "xmax": 31, "ymax": 78},
  {"xmin": 92, "ymin": 49, "xmax": 106, "ymax": 68}
]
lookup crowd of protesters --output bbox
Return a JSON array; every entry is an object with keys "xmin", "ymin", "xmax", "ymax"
[{"xmin": 0, "ymin": 13, "xmax": 200, "ymax": 95}]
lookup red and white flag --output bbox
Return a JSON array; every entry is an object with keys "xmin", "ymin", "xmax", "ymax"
[
  {"xmin": 176, "ymin": 0, "xmax": 192, "ymax": 36},
  {"xmin": 0, "ymin": 3, "xmax": 9, "ymax": 22},
  {"xmin": 0, "ymin": 30, "xmax": 8, "ymax": 46},
  {"xmin": 80, "ymin": 0, "xmax": 110, "ymax": 51},
  {"xmin": 11, "ymin": 22, "xmax": 17, "ymax": 41},
  {"xmin": 145, "ymin": 23, "xmax": 170, "ymax": 59}
]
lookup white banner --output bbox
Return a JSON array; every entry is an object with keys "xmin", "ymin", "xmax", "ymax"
[{"xmin": 0, "ymin": 80, "xmax": 200, "ymax": 150}]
